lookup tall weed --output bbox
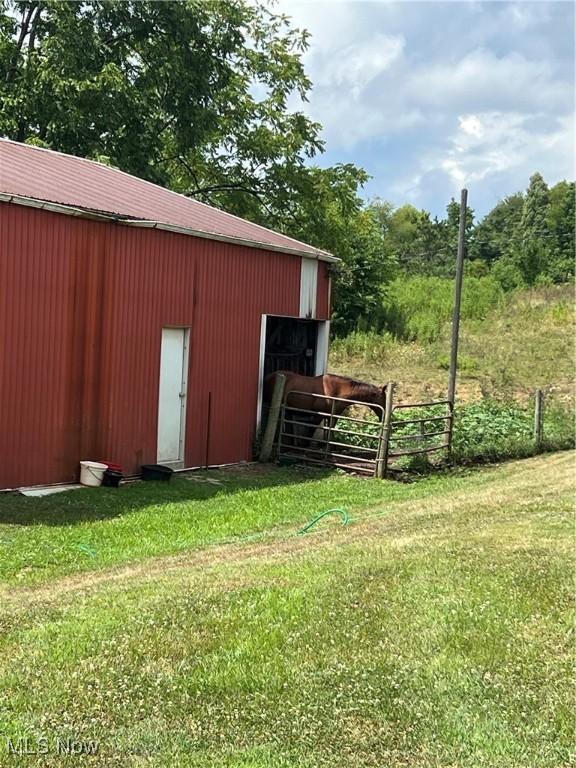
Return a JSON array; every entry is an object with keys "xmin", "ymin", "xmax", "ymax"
[
  {"xmin": 330, "ymin": 330, "xmax": 394, "ymax": 362},
  {"xmin": 339, "ymin": 399, "xmax": 575, "ymax": 468},
  {"xmin": 383, "ymin": 275, "xmax": 503, "ymax": 343}
]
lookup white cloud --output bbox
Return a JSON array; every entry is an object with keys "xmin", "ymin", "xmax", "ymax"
[
  {"xmin": 275, "ymin": 0, "xmax": 574, "ymax": 215},
  {"xmin": 440, "ymin": 112, "xmax": 531, "ymax": 184},
  {"xmin": 285, "ymin": 16, "xmax": 410, "ymax": 146},
  {"xmin": 445, "ymin": 111, "xmax": 574, "ymax": 184},
  {"xmin": 301, "ymin": 94, "xmax": 423, "ymax": 149},
  {"xmin": 503, "ymin": 2, "xmax": 552, "ymax": 30},
  {"xmin": 407, "ymin": 48, "xmax": 570, "ymax": 113},
  {"xmin": 458, "ymin": 114, "xmax": 484, "ymax": 139},
  {"xmin": 319, "ymin": 34, "xmax": 405, "ymax": 97},
  {"xmin": 395, "ymin": 111, "xmax": 575, "ymax": 207}
]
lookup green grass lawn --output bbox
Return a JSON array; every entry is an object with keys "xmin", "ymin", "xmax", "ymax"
[
  {"xmin": 0, "ymin": 462, "xmax": 543, "ymax": 588},
  {"xmin": 0, "ymin": 452, "xmax": 573, "ymax": 767}
]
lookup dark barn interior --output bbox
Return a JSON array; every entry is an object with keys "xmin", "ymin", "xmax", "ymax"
[{"xmin": 263, "ymin": 316, "xmax": 319, "ymax": 378}]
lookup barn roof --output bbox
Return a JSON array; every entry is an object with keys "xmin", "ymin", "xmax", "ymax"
[{"xmin": 0, "ymin": 139, "xmax": 335, "ymax": 261}]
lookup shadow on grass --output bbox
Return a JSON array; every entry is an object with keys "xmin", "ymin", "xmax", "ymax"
[{"xmin": 0, "ymin": 464, "xmax": 334, "ymax": 527}]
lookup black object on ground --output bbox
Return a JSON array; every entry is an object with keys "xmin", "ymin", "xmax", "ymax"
[
  {"xmin": 141, "ymin": 464, "xmax": 173, "ymax": 482},
  {"xmin": 102, "ymin": 469, "xmax": 123, "ymax": 487}
]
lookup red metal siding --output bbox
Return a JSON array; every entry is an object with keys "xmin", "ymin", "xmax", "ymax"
[
  {"xmin": 316, "ymin": 261, "xmax": 331, "ymax": 320},
  {"xmin": 0, "ymin": 202, "xmax": 306, "ymax": 488}
]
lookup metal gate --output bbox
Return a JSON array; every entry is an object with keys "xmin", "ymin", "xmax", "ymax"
[
  {"xmin": 261, "ymin": 377, "xmax": 455, "ymax": 478},
  {"xmin": 382, "ymin": 397, "xmax": 453, "ymax": 476},
  {"xmin": 277, "ymin": 391, "xmax": 386, "ymax": 476}
]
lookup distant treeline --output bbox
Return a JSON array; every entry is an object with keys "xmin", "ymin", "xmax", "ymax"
[
  {"xmin": 2, "ymin": 4, "xmax": 571, "ymax": 340},
  {"xmin": 381, "ymin": 172, "xmax": 573, "ymax": 286},
  {"xmin": 328, "ymin": 172, "xmax": 575, "ymax": 336}
]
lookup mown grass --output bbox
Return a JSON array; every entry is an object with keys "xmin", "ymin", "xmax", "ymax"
[
  {"xmin": 0, "ymin": 453, "xmax": 573, "ymax": 767},
  {"xmin": 0, "ymin": 461, "xmax": 529, "ymax": 588},
  {"xmin": 330, "ymin": 284, "xmax": 575, "ymax": 406}
]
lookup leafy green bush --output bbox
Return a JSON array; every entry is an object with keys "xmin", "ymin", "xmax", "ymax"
[
  {"xmin": 383, "ymin": 275, "xmax": 503, "ymax": 343},
  {"xmin": 342, "ymin": 399, "xmax": 575, "ymax": 470},
  {"xmin": 542, "ymin": 400, "xmax": 576, "ymax": 449},
  {"xmin": 491, "ymin": 258, "xmax": 525, "ymax": 291},
  {"xmin": 452, "ymin": 400, "xmax": 532, "ymax": 462},
  {"xmin": 452, "ymin": 399, "xmax": 574, "ymax": 463}
]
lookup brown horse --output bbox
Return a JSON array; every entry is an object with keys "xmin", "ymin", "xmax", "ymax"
[{"xmin": 263, "ymin": 372, "xmax": 387, "ymax": 445}]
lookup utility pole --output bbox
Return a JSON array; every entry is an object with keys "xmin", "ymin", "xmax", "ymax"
[{"xmin": 448, "ymin": 188, "xmax": 468, "ymax": 406}]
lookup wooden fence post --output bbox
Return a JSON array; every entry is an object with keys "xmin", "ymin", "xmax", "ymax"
[
  {"xmin": 446, "ymin": 399, "xmax": 455, "ymax": 460},
  {"xmin": 534, "ymin": 389, "xmax": 544, "ymax": 451},
  {"xmin": 259, "ymin": 374, "xmax": 286, "ymax": 463},
  {"xmin": 447, "ymin": 188, "xmax": 468, "ymax": 407},
  {"xmin": 377, "ymin": 381, "xmax": 395, "ymax": 478}
]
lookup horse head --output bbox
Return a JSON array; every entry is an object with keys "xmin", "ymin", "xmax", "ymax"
[{"xmin": 363, "ymin": 383, "xmax": 387, "ymax": 421}]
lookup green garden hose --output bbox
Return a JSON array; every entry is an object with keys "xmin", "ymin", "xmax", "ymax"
[{"xmin": 298, "ymin": 507, "xmax": 350, "ymax": 535}]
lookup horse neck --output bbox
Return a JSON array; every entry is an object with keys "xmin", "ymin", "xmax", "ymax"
[
  {"xmin": 350, "ymin": 383, "xmax": 381, "ymax": 404},
  {"xmin": 349, "ymin": 384, "xmax": 384, "ymax": 415}
]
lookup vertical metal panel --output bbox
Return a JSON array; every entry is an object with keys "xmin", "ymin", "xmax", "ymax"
[
  {"xmin": 0, "ymin": 202, "xmax": 302, "ymax": 487},
  {"xmin": 314, "ymin": 321, "xmax": 331, "ymax": 375},
  {"xmin": 316, "ymin": 260, "xmax": 331, "ymax": 320},
  {"xmin": 299, "ymin": 258, "xmax": 318, "ymax": 318},
  {"xmin": 0, "ymin": 204, "xmax": 91, "ymax": 486}
]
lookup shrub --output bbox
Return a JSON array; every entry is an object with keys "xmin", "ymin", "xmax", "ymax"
[
  {"xmin": 535, "ymin": 272, "xmax": 554, "ymax": 287},
  {"xmin": 436, "ymin": 354, "xmax": 479, "ymax": 372},
  {"xmin": 461, "ymin": 276, "xmax": 503, "ymax": 320},
  {"xmin": 383, "ymin": 275, "xmax": 503, "ymax": 344},
  {"xmin": 382, "ymin": 399, "xmax": 574, "ymax": 471},
  {"xmin": 491, "ymin": 258, "xmax": 525, "ymax": 291},
  {"xmin": 452, "ymin": 399, "xmax": 574, "ymax": 463}
]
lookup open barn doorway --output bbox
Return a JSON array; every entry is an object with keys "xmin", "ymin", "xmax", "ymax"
[
  {"xmin": 264, "ymin": 316, "xmax": 318, "ymax": 377},
  {"xmin": 256, "ymin": 315, "xmax": 329, "ymax": 429}
]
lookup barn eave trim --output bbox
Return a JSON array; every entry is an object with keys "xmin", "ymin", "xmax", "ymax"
[{"xmin": 0, "ymin": 192, "xmax": 338, "ymax": 262}]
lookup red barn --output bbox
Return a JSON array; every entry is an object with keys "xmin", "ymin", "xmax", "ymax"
[{"xmin": 0, "ymin": 140, "xmax": 334, "ymax": 489}]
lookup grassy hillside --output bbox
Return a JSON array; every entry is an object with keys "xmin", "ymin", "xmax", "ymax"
[
  {"xmin": 330, "ymin": 284, "xmax": 574, "ymax": 407},
  {"xmin": 0, "ymin": 453, "xmax": 573, "ymax": 767}
]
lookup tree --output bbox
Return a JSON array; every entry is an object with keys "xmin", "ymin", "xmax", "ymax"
[
  {"xmin": 469, "ymin": 193, "xmax": 524, "ymax": 265},
  {"xmin": 285, "ymin": 168, "xmax": 395, "ymax": 335},
  {"xmin": 517, "ymin": 172, "xmax": 551, "ymax": 284},
  {"xmin": 0, "ymin": 0, "xmax": 323, "ymax": 219},
  {"xmin": 379, "ymin": 204, "xmax": 440, "ymax": 276},
  {"xmin": 547, "ymin": 180, "xmax": 575, "ymax": 282},
  {"xmin": 437, "ymin": 197, "xmax": 475, "ymax": 276}
]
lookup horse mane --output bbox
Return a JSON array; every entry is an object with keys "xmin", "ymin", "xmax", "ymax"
[
  {"xmin": 327, "ymin": 374, "xmax": 382, "ymax": 401},
  {"xmin": 328, "ymin": 373, "xmax": 379, "ymax": 390}
]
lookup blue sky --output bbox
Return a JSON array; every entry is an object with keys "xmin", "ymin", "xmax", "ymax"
[{"xmin": 278, "ymin": 0, "xmax": 575, "ymax": 219}]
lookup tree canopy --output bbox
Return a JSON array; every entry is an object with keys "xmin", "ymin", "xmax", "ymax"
[
  {"xmin": 0, "ymin": 1, "xmax": 573, "ymax": 338},
  {"xmin": 0, "ymin": 0, "xmax": 322, "ymax": 213}
]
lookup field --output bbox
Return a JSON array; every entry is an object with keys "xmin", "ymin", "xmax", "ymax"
[
  {"xmin": 1, "ymin": 452, "xmax": 574, "ymax": 767},
  {"xmin": 1, "ymin": 283, "xmax": 573, "ymax": 766},
  {"xmin": 330, "ymin": 284, "xmax": 574, "ymax": 407}
]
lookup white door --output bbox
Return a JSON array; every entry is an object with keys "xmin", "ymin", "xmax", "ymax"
[{"xmin": 157, "ymin": 328, "xmax": 189, "ymax": 464}]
